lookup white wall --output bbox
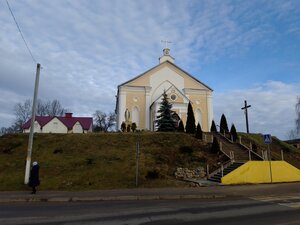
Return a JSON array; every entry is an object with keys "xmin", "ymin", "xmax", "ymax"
[
  {"xmin": 72, "ymin": 122, "xmax": 83, "ymax": 133},
  {"xmin": 43, "ymin": 118, "xmax": 68, "ymax": 133},
  {"xmin": 132, "ymin": 106, "xmax": 140, "ymax": 127},
  {"xmin": 23, "ymin": 121, "xmax": 42, "ymax": 133},
  {"xmin": 195, "ymin": 108, "xmax": 202, "ymax": 126},
  {"xmin": 150, "ymin": 67, "xmax": 184, "ymax": 103}
]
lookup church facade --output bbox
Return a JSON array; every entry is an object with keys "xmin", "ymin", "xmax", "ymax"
[{"xmin": 115, "ymin": 48, "xmax": 213, "ymax": 132}]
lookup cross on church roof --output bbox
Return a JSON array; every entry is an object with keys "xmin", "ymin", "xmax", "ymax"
[{"xmin": 161, "ymin": 40, "xmax": 172, "ymax": 49}]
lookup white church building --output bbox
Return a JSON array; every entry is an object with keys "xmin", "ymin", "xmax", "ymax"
[{"xmin": 115, "ymin": 48, "xmax": 213, "ymax": 132}]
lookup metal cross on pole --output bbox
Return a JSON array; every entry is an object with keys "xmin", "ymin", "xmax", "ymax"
[
  {"xmin": 241, "ymin": 100, "xmax": 251, "ymax": 134},
  {"xmin": 161, "ymin": 40, "xmax": 172, "ymax": 49}
]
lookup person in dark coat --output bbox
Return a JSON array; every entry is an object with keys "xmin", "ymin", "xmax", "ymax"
[{"xmin": 29, "ymin": 161, "xmax": 40, "ymax": 194}]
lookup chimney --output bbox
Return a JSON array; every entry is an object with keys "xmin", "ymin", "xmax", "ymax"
[{"xmin": 65, "ymin": 113, "xmax": 73, "ymax": 118}]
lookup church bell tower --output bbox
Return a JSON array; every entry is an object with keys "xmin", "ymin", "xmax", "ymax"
[{"xmin": 159, "ymin": 48, "xmax": 174, "ymax": 64}]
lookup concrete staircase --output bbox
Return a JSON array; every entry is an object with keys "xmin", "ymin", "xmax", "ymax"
[
  {"xmin": 208, "ymin": 162, "xmax": 245, "ymax": 183},
  {"xmin": 214, "ymin": 132, "xmax": 263, "ymax": 161}
]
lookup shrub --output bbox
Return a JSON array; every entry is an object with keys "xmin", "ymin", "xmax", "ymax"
[
  {"xmin": 210, "ymin": 120, "xmax": 217, "ymax": 132},
  {"xmin": 86, "ymin": 158, "xmax": 94, "ymax": 165},
  {"xmin": 126, "ymin": 124, "xmax": 131, "ymax": 132},
  {"xmin": 121, "ymin": 122, "xmax": 126, "ymax": 132},
  {"xmin": 186, "ymin": 102, "xmax": 196, "ymax": 134},
  {"xmin": 53, "ymin": 148, "xmax": 63, "ymax": 154},
  {"xmin": 211, "ymin": 137, "xmax": 220, "ymax": 154},
  {"xmin": 179, "ymin": 146, "xmax": 193, "ymax": 154},
  {"xmin": 230, "ymin": 124, "xmax": 238, "ymax": 141},
  {"xmin": 195, "ymin": 123, "xmax": 202, "ymax": 139},
  {"xmin": 178, "ymin": 120, "xmax": 184, "ymax": 132},
  {"xmin": 220, "ymin": 114, "xmax": 229, "ymax": 134},
  {"xmin": 146, "ymin": 169, "xmax": 160, "ymax": 179},
  {"xmin": 131, "ymin": 123, "xmax": 137, "ymax": 132}
]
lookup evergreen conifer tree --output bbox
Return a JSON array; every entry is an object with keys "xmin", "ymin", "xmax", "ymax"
[
  {"xmin": 210, "ymin": 120, "xmax": 217, "ymax": 132},
  {"xmin": 195, "ymin": 123, "xmax": 203, "ymax": 139},
  {"xmin": 186, "ymin": 102, "xmax": 196, "ymax": 134},
  {"xmin": 220, "ymin": 114, "xmax": 229, "ymax": 134},
  {"xmin": 178, "ymin": 120, "xmax": 184, "ymax": 132},
  {"xmin": 156, "ymin": 91, "xmax": 176, "ymax": 132},
  {"xmin": 211, "ymin": 137, "xmax": 220, "ymax": 154},
  {"xmin": 230, "ymin": 123, "xmax": 238, "ymax": 141}
]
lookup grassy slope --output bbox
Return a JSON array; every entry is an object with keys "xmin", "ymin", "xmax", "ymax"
[
  {"xmin": 239, "ymin": 133, "xmax": 300, "ymax": 168},
  {"xmin": 0, "ymin": 132, "xmax": 220, "ymax": 191}
]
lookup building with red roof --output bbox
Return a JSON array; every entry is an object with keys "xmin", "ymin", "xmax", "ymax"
[{"xmin": 22, "ymin": 113, "xmax": 93, "ymax": 134}]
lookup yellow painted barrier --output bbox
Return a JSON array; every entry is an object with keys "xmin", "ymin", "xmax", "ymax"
[{"xmin": 221, "ymin": 161, "xmax": 300, "ymax": 185}]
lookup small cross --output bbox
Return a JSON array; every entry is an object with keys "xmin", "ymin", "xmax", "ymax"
[{"xmin": 161, "ymin": 40, "xmax": 172, "ymax": 49}]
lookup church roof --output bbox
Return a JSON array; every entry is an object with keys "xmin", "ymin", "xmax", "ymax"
[
  {"xmin": 150, "ymin": 84, "xmax": 190, "ymax": 108},
  {"xmin": 22, "ymin": 115, "xmax": 93, "ymax": 130},
  {"xmin": 118, "ymin": 60, "xmax": 213, "ymax": 91}
]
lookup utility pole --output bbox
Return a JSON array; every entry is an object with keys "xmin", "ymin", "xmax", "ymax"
[
  {"xmin": 135, "ymin": 140, "xmax": 139, "ymax": 187},
  {"xmin": 241, "ymin": 100, "xmax": 251, "ymax": 133},
  {"xmin": 24, "ymin": 63, "xmax": 41, "ymax": 184}
]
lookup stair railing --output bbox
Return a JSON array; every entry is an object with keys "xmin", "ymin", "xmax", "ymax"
[
  {"xmin": 229, "ymin": 151, "xmax": 235, "ymax": 162},
  {"xmin": 219, "ymin": 143, "xmax": 231, "ymax": 159},
  {"xmin": 221, "ymin": 164, "xmax": 224, "ymax": 177},
  {"xmin": 216, "ymin": 125, "xmax": 234, "ymax": 143},
  {"xmin": 238, "ymin": 136, "xmax": 264, "ymax": 160},
  {"xmin": 207, "ymin": 160, "xmax": 232, "ymax": 179}
]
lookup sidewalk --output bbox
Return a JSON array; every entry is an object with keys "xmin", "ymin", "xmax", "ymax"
[{"xmin": 0, "ymin": 182, "xmax": 299, "ymax": 203}]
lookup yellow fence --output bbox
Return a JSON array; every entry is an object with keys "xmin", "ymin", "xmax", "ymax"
[{"xmin": 222, "ymin": 161, "xmax": 300, "ymax": 185}]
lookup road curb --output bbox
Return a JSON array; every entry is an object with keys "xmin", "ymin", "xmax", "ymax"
[{"xmin": 0, "ymin": 194, "xmax": 228, "ymax": 203}]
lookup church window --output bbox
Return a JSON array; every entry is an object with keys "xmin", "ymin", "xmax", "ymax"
[
  {"xmin": 170, "ymin": 94, "xmax": 177, "ymax": 101},
  {"xmin": 132, "ymin": 106, "xmax": 140, "ymax": 126}
]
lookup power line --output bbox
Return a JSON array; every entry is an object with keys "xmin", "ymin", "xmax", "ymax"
[{"xmin": 6, "ymin": 0, "xmax": 37, "ymax": 64}]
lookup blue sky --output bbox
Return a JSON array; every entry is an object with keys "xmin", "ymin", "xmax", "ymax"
[{"xmin": 0, "ymin": 0, "xmax": 299, "ymax": 139}]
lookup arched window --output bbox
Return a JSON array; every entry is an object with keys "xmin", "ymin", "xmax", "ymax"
[
  {"xmin": 196, "ymin": 109, "xmax": 202, "ymax": 126},
  {"xmin": 132, "ymin": 106, "xmax": 140, "ymax": 126}
]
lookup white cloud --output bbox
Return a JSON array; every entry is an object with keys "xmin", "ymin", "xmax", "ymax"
[
  {"xmin": 214, "ymin": 81, "xmax": 299, "ymax": 139},
  {"xmin": 0, "ymin": 0, "xmax": 299, "ymax": 139}
]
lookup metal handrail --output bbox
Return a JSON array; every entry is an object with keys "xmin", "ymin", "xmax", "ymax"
[
  {"xmin": 216, "ymin": 125, "xmax": 234, "ymax": 143},
  {"xmin": 239, "ymin": 142, "xmax": 264, "ymax": 160},
  {"xmin": 207, "ymin": 160, "xmax": 232, "ymax": 179}
]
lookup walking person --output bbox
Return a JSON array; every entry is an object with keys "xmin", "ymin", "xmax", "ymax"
[{"xmin": 29, "ymin": 161, "xmax": 40, "ymax": 194}]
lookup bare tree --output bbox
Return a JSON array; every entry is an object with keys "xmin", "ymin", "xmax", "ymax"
[
  {"xmin": 48, "ymin": 99, "xmax": 67, "ymax": 116},
  {"xmin": 10, "ymin": 99, "xmax": 68, "ymax": 133},
  {"xmin": 0, "ymin": 125, "xmax": 19, "ymax": 135},
  {"xmin": 93, "ymin": 111, "xmax": 116, "ymax": 132},
  {"xmin": 296, "ymin": 96, "xmax": 300, "ymax": 134},
  {"xmin": 288, "ymin": 96, "xmax": 300, "ymax": 139},
  {"xmin": 14, "ymin": 99, "xmax": 32, "ymax": 132},
  {"xmin": 37, "ymin": 99, "xmax": 50, "ymax": 116}
]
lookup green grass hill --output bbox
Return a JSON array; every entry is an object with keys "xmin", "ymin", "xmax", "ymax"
[{"xmin": 0, "ymin": 132, "xmax": 221, "ymax": 191}]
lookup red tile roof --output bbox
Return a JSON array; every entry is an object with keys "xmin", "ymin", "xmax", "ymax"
[{"xmin": 22, "ymin": 115, "xmax": 93, "ymax": 130}]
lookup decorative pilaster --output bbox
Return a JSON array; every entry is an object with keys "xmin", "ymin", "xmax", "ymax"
[{"xmin": 145, "ymin": 86, "xmax": 151, "ymax": 130}]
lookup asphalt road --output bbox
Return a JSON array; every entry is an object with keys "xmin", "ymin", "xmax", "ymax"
[{"xmin": 1, "ymin": 195, "xmax": 300, "ymax": 225}]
